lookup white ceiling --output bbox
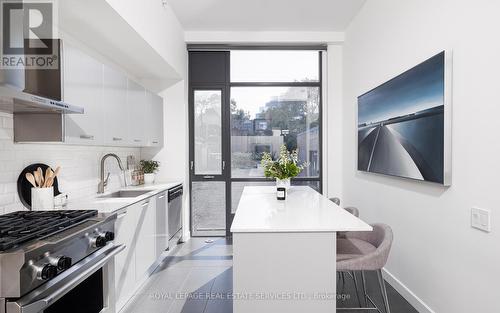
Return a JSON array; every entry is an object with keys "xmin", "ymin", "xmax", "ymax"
[{"xmin": 167, "ymin": 0, "xmax": 366, "ymax": 31}]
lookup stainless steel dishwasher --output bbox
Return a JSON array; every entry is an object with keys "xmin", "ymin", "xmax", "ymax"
[{"xmin": 168, "ymin": 184, "xmax": 183, "ymax": 248}]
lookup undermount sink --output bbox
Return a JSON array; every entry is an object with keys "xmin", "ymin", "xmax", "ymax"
[{"xmin": 97, "ymin": 190, "xmax": 153, "ymax": 199}]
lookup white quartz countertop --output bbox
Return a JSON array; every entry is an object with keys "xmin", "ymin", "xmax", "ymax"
[
  {"xmin": 66, "ymin": 181, "xmax": 183, "ymax": 214},
  {"xmin": 230, "ymin": 186, "xmax": 373, "ymax": 233}
]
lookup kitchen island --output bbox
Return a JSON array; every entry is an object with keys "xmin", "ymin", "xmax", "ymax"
[{"xmin": 230, "ymin": 186, "xmax": 372, "ymax": 313}]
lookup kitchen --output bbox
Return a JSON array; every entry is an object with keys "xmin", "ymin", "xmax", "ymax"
[{"xmin": 1, "ymin": 1, "xmax": 499, "ymax": 313}]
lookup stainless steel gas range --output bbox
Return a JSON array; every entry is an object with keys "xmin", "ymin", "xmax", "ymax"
[{"xmin": 0, "ymin": 210, "xmax": 124, "ymax": 313}]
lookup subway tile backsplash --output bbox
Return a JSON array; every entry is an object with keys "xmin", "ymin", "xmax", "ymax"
[{"xmin": 0, "ymin": 113, "xmax": 140, "ymax": 214}]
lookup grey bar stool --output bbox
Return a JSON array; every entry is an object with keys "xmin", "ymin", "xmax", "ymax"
[
  {"xmin": 337, "ymin": 223, "xmax": 393, "ymax": 313},
  {"xmin": 330, "ymin": 197, "xmax": 341, "ymax": 206}
]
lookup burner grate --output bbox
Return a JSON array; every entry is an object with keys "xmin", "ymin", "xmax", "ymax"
[{"xmin": 0, "ymin": 210, "xmax": 98, "ymax": 251}]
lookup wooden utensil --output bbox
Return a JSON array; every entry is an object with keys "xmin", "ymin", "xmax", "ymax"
[
  {"xmin": 25, "ymin": 173, "xmax": 37, "ymax": 188},
  {"xmin": 34, "ymin": 169, "xmax": 42, "ymax": 187},
  {"xmin": 45, "ymin": 177, "xmax": 54, "ymax": 188},
  {"xmin": 53, "ymin": 166, "xmax": 61, "ymax": 178},
  {"xmin": 44, "ymin": 168, "xmax": 53, "ymax": 187},
  {"xmin": 48, "ymin": 167, "xmax": 61, "ymax": 187}
]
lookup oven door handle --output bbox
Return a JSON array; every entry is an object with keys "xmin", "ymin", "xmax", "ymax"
[{"xmin": 6, "ymin": 244, "xmax": 125, "ymax": 313}]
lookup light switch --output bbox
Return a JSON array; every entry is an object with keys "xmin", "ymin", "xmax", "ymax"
[{"xmin": 471, "ymin": 207, "xmax": 491, "ymax": 232}]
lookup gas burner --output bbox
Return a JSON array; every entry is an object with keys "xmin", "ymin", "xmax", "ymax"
[{"xmin": 0, "ymin": 210, "xmax": 98, "ymax": 252}]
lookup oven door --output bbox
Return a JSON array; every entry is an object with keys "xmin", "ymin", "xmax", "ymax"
[{"xmin": 5, "ymin": 244, "xmax": 124, "ymax": 313}]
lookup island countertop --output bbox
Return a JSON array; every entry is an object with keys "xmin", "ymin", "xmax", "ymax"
[{"xmin": 230, "ymin": 186, "xmax": 372, "ymax": 233}]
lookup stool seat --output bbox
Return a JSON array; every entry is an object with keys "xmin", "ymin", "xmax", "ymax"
[{"xmin": 337, "ymin": 238, "xmax": 376, "ymax": 261}]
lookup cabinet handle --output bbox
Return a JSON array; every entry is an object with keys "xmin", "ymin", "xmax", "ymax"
[
  {"xmin": 152, "ymin": 140, "xmax": 159, "ymax": 144},
  {"xmin": 134, "ymin": 139, "xmax": 141, "ymax": 143},
  {"xmin": 80, "ymin": 135, "xmax": 94, "ymax": 140},
  {"xmin": 141, "ymin": 202, "xmax": 149, "ymax": 207},
  {"xmin": 113, "ymin": 137, "xmax": 123, "ymax": 141},
  {"xmin": 203, "ymin": 175, "xmax": 215, "ymax": 179},
  {"xmin": 117, "ymin": 211, "xmax": 127, "ymax": 219},
  {"xmin": 158, "ymin": 194, "xmax": 165, "ymax": 199}
]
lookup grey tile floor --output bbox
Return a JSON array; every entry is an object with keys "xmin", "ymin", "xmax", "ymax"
[{"xmin": 121, "ymin": 238, "xmax": 417, "ymax": 313}]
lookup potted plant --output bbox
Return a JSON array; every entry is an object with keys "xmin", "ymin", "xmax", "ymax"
[
  {"xmin": 140, "ymin": 160, "xmax": 160, "ymax": 184},
  {"xmin": 261, "ymin": 145, "xmax": 309, "ymax": 189}
]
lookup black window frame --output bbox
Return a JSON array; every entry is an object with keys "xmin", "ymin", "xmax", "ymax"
[{"xmin": 188, "ymin": 48, "xmax": 324, "ymax": 237}]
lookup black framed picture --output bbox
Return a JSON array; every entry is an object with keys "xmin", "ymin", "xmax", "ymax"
[{"xmin": 357, "ymin": 51, "xmax": 452, "ymax": 185}]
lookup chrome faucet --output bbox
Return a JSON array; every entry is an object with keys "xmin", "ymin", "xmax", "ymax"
[{"xmin": 98, "ymin": 153, "xmax": 127, "ymax": 194}]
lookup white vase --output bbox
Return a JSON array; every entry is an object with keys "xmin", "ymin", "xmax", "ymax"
[
  {"xmin": 276, "ymin": 178, "xmax": 291, "ymax": 189},
  {"xmin": 31, "ymin": 187, "xmax": 54, "ymax": 210},
  {"xmin": 144, "ymin": 173, "xmax": 155, "ymax": 184}
]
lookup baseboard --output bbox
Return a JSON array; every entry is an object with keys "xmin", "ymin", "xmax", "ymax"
[{"xmin": 382, "ymin": 268, "xmax": 436, "ymax": 313}]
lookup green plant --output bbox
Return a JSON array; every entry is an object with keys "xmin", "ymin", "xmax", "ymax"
[
  {"xmin": 260, "ymin": 145, "xmax": 309, "ymax": 180},
  {"xmin": 140, "ymin": 160, "xmax": 160, "ymax": 174}
]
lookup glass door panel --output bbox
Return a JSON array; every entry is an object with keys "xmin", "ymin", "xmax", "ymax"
[
  {"xmin": 194, "ymin": 90, "xmax": 223, "ymax": 175},
  {"xmin": 192, "ymin": 181, "xmax": 226, "ymax": 236}
]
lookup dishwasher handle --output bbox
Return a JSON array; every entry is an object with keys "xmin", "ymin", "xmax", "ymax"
[{"xmin": 168, "ymin": 186, "xmax": 183, "ymax": 201}]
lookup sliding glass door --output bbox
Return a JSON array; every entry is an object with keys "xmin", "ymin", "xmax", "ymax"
[{"xmin": 189, "ymin": 49, "xmax": 322, "ymax": 237}]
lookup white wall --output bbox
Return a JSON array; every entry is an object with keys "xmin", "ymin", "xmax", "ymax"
[
  {"xmin": 341, "ymin": 1, "xmax": 500, "ymax": 312},
  {"xmin": 325, "ymin": 44, "xmax": 343, "ymax": 199}
]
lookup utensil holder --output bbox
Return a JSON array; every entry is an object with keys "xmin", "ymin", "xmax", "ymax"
[{"xmin": 31, "ymin": 187, "xmax": 54, "ymax": 210}]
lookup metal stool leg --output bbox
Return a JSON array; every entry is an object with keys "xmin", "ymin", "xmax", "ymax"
[
  {"xmin": 361, "ymin": 270, "xmax": 368, "ymax": 307},
  {"xmin": 352, "ymin": 271, "xmax": 362, "ymax": 307},
  {"xmin": 377, "ymin": 270, "xmax": 391, "ymax": 313}
]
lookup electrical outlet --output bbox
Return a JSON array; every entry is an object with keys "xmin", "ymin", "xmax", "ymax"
[{"xmin": 471, "ymin": 207, "xmax": 491, "ymax": 232}]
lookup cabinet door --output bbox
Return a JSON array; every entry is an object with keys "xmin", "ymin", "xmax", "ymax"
[
  {"xmin": 64, "ymin": 44, "xmax": 104, "ymax": 145},
  {"xmin": 146, "ymin": 91, "xmax": 164, "ymax": 147},
  {"xmin": 155, "ymin": 192, "xmax": 168, "ymax": 258},
  {"xmin": 103, "ymin": 65, "xmax": 128, "ymax": 146},
  {"xmin": 135, "ymin": 197, "xmax": 157, "ymax": 282},
  {"xmin": 114, "ymin": 207, "xmax": 140, "ymax": 310},
  {"xmin": 127, "ymin": 79, "xmax": 146, "ymax": 147}
]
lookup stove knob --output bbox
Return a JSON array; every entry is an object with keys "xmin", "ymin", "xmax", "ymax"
[
  {"xmin": 91, "ymin": 235, "xmax": 106, "ymax": 248},
  {"xmin": 40, "ymin": 264, "xmax": 58, "ymax": 280},
  {"xmin": 103, "ymin": 231, "xmax": 115, "ymax": 242},
  {"xmin": 57, "ymin": 256, "xmax": 72, "ymax": 271}
]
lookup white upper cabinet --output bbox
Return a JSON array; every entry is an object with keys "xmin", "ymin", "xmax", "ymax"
[
  {"xmin": 127, "ymin": 79, "xmax": 146, "ymax": 147},
  {"xmin": 102, "ymin": 65, "xmax": 129, "ymax": 146},
  {"xmin": 64, "ymin": 43, "xmax": 104, "ymax": 145},
  {"xmin": 146, "ymin": 91, "xmax": 164, "ymax": 147},
  {"xmin": 63, "ymin": 44, "xmax": 163, "ymax": 148}
]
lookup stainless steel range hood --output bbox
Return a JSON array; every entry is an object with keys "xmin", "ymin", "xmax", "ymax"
[
  {"xmin": 0, "ymin": 39, "xmax": 83, "ymax": 114},
  {"xmin": 0, "ymin": 89, "xmax": 84, "ymax": 114},
  {"xmin": 0, "ymin": 39, "xmax": 84, "ymax": 142}
]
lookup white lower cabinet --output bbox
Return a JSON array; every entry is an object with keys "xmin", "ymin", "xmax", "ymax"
[
  {"xmin": 113, "ymin": 191, "xmax": 171, "ymax": 311},
  {"xmin": 155, "ymin": 192, "xmax": 168, "ymax": 258},
  {"xmin": 113, "ymin": 206, "xmax": 140, "ymax": 311},
  {"xmin": 134, "ymin": 197, "xmax": 157, "ymax": 282}
]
